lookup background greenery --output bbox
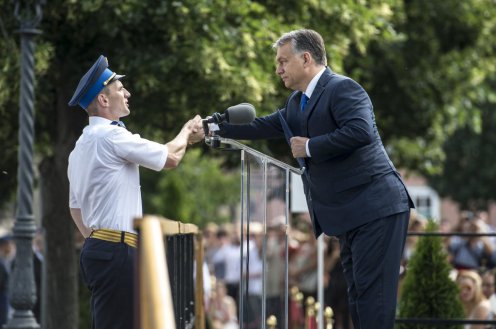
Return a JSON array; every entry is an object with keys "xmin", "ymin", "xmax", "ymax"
[{"xmin": 1, "ymin": 0, "xmax": 495, "ymax": 327}]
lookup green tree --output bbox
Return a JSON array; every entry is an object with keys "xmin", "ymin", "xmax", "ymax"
[
  {"xmin": 141, "ymin": 148, "xmax": 239, "ymax": 226},
  {"xmin": 345, "ymin": 0, "xmax": 496, "ymax": 173},
  {"xmin": 398, "ymin": 220, "xmax": 464, "ymax": 329},
  {"xmin": 428, "ymin": 78, "xmax": 496, "ymax": 210}
]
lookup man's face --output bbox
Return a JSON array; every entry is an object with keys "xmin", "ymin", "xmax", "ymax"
[
  {"xmin": 106, "ymin": 80, "xmax": 131, "ymax": 118},
  {"xmin": 482, "ymin": 273, "xmax": 495, "ymax": 298},
  {"xmin": 275, "ymin": 43, "xmax": 306, "ymax": 92}
]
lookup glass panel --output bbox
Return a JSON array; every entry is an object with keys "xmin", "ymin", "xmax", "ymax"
[
  {"xmin": 240, "ymin": 152, "xmax": 264, "ymax": 329},
  {"xmin": 239, "ymin": 154, "xmax": 291, "ymax": 329},
  {"xmin": 264, "ymin": 163, "xmax": 288, "ymax": 329}
]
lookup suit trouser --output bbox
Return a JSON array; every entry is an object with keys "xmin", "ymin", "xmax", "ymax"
[
  {"xmin": 80, "ymin": 238, "xmax": 136, "ymax": 329},
  {"xmin": 338, "ymin": 211, "xmax": 409, "ymax": 329}
]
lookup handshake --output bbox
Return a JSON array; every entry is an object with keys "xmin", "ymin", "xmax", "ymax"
[
  {"xmin": 183, "ymin": 103, "xmax": 256, "ymax": 145},
  {"xmin": 185, "ymin": 115, "xmax": 206, "ymax": 145},
  {"xmin": 181, "ymin": 115, "xmax": 221, "ymax": 146}
]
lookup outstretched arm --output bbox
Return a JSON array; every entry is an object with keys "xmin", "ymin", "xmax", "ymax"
[{"xmin": 164, "ymin": 115, "xmax": 203, "ymax": 169}]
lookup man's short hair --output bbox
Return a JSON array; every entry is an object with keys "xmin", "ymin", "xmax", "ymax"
[{"xmin": 273, "ymin": 29, "xmax": 327, "ymax": 66}]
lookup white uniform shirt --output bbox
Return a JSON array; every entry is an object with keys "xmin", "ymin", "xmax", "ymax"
[{"xmin": 68, "ymin": 116, "xmax": 168, "ymax": 233}]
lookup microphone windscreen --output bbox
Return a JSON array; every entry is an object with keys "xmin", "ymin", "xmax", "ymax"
[{"xmin": 225, "ymin": 103, "xmax": 256, "ymax": 124}]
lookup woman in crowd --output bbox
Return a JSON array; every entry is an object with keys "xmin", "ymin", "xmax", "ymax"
[
  {"xmin": 208, "ymin": 279, "xmax": 238, "ymax": 329},
  {"xmin": 456, "ymin": 270, "xmax": 493, "ymax": 329}
]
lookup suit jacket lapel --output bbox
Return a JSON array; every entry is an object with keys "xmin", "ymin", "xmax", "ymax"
[{"xmin": 301, "ymin": 67, "xmax": 334, "ymax": 134}]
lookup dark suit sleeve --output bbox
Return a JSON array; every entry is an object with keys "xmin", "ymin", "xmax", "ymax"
[
  {"xmin": 217, "ymin": 111, "xmax": 284, "ymax": 140},
  {"xmin": 308, "ymin": 78, "xmax": 374, "ymax": 162}
]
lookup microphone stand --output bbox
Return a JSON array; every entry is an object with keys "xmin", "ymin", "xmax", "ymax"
[{"xmin": 202, "ymin": 119, "xmax": 221, "ymax": 149}]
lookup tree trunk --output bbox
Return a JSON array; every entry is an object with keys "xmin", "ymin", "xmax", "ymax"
[
  {"xmin": 38, "ymin": 83, "xmax": 86, "ymax": 329},
  {"xmin": 40, "ymin": 155, "xmax": 78, "ymax": 329}
]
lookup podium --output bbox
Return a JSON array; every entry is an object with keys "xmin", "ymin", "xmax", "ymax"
[{"xmin": 210, "ymin": 137, "xmax": 304, "ymax": 329}]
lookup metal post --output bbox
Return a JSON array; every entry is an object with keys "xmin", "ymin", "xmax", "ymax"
[
  {"xmin": 317, "ymin": 235, "xmax": 324, "ymax": 329},
  {"xmin": 239, "ymin": 150, "xmax": 245, "ymax": 329},
  {"xmin": 261, "ymin": 160, "xmax": 267, "ymax": 329},
  {"xmin": 284, "ymin": 169, "xmax": 290, "ymax": 329},
  {"xmin": 6, "ymin": 1, "xmax": 45, "ymax": 328}
]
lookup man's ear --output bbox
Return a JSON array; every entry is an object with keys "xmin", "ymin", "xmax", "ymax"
[
  {"xmin": 96, "ymin": 93, "xmax": 108, "ymax": 107},
  {"xmin": 303, "ymin": 52, "xmax": 311, "ymax": 65}
]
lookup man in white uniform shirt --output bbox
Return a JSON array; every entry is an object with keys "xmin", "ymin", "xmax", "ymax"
[{"xmin": 67, "ymin": 55, "xmax": 203, "ymax": 329}]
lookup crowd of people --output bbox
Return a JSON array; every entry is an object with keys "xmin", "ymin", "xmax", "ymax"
[
  {"xmin": 0, "ymin": 211, "xmax": 495, "ymax": 329},
  {"xmin": 202, "ymin": 210, "xmax": 496, "ymax": 329},
  {"xmin": 202, "ymin": 213, "xmax": 356, "ymax": 329}
]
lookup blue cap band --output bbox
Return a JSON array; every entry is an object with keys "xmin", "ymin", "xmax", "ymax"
[{"xmin": 79, "ymin": 68, "xmax": 113, "ymax": 109}]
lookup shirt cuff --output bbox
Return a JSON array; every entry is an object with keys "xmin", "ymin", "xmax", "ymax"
[{"xmin": 305, "ymin": 140, "xmax": 311, "ymax": 157}]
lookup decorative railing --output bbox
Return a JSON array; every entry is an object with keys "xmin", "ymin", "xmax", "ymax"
[{"xmin": 134, "ymin": 216, "xmax": 205, "ymax": 329}]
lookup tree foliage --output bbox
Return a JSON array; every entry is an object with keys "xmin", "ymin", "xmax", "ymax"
[
  {"xmin": 398, "ymin": 220, "xmax": 464, "ymax": 329},
  {"xmin": 428, "ymin": 78, "xmax": 496, "ymax": 210},
  {"xmin": 346, "ymin": 0, "xmax": 496, "ymax": 174},
  {"xmin": 141, "ymin": 149, "xmax": 239, "ymax": 226}
]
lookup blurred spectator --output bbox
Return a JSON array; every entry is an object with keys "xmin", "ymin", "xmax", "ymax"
[
  {"xmin": 212, "ymin": 227, "xmax": 231, "ymax": 281},
  {"xmin": 0, "ymin": 257, "xmax": 8, "ymax": 326},
  {"xmin": 402, "ymin": 210, "xmax": 427, "ymax": 265},
  {"xmin": 476, "ymin": 211, "xmax": 496, "ymax": 251},
  {"xmin": 324, "ymin": 237, "xmax": 352, "ymax": 329},
  {"xmin": 201, "ymin": 260, "xmax": 212, "ymax": 311},
  {"xmin": 481, "ymin": 269, "xmax": 496, "ymax": 315},
  {"xmin": 439, "ymin": 218, "xmax": 455, "ymax": 252},
  {"xmin": 203, "ymin": 222, "xmax": 220, "ymax": 272},
  {"xmin": 449, "ymin": 215, "xmax": 495, "ymax": 270},
  {"xmin": 32, "ymin": 229, "xmax": 44, "ymax": 324},
  {"xmin": 439, "ymin": 218, "xmax": 454, "ymax": 233},
  {"xmin": 208, "ymin": 279, "xmax": 238, "ymax": 329},
  {"xmin": 456, "ymin": 270, "xmax": 493, "ymax": 329},
  {"xmin": 0, "ymin": 235, "xmax": 15, "ymax": 324},
  {"xmin": 211, "ymin": 223, "xmax": 241, "ymax": 313},
  {"xmin": 266, "ymin": 216, "xmax": 286, "ymax": 327},
  {"xmin": 242, "ymin": 222, "xmax": 263, "ymax": 329},
  {"xmin": 0, "ymin": 235, "xmax": 16, "ymax": 273},
  {"xmin": 289, "ymin": 213, "xmax": 318, "ymax": 302}
]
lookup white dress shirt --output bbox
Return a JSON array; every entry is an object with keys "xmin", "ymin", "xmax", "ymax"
[
  {"xmin": 304, "ymin": 67, "xmax": 326, "ymax": 157},
  {"xmin": 68, "ymin": 116, "xmax": 168, "ymax": 233}
]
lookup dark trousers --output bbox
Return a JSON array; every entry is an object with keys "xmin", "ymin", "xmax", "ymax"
[
  {"xmin": 339, "ymin": 211, "xmax": 409, "ymax": 329},
  {"xmin": 80, "ymin": 238, "xmax": 136, "ymax": 329}
]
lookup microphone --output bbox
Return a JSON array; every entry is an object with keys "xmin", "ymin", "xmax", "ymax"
[{"xmin": 206, "ymin": 103, "xmax": 256, "ymax": 125}]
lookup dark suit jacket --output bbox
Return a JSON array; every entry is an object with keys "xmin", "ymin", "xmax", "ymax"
[{"xmin": 219, "ymin": 68, "xmax": 414, "ymax": 237}]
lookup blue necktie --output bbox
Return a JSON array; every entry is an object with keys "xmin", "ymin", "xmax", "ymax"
[
  {"xmin": 111, "ymin": 121, "xmax": 126, "ymax": 129},
  {"xmin": 300, "ymin": 93, "xmax": 309, "ymax": 112}
]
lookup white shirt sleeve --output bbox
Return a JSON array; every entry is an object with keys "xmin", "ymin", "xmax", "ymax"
[
  {"xmin": 110, "ymin": 130, "xmax": 168, "ymax": 171},
  {"xmin": 305, "ymin": 139, "xmax": 312, "ymax": 157},
  {"xmin": 69, "ymin": 185, "xmax": 79, "ymax": 208}
]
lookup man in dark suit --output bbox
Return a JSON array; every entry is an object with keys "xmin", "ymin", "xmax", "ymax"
[{"xmin": 215, "ymin": 29, "xmax": 414, "ymax": 329}]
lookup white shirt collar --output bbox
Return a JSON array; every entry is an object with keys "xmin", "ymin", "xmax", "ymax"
[
  {"xmin": 89, "ymin": 116, "xmax": 114, "ymax": 126},
  {"xmin": 304, "ymin": 67, "xmax": 326, "ymax": 98}
]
